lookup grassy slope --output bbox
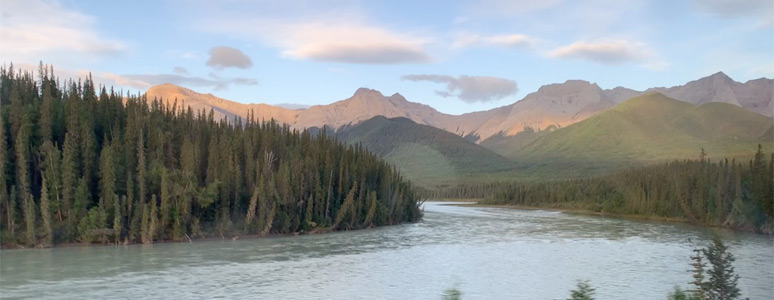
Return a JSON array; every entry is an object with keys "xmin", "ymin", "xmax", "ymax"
[
  {"xmin": 511, "ymin": 93, "xmax": 774, "ymax": 177},
  {"xmin": 337, "ymin": 116, "xmax": 518, "ymax": 187}
]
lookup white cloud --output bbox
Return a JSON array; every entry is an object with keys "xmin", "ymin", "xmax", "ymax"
[
  {"xmin": 0, "ymin": 0, "xmax": 125, "ymax": 62},
  {"xmin": 453, "ymin": 33, "xmax": 534, "ymax": 49},
  {"xmin": 549, "ymin": 39, "xmax": 654, "ymax": 64},
  {"xmin": 198, "ymin": 12, "xmax": 432, "ymax": 64},
  {"xmin": 402, "ymin": 74, "xmax": 518, "ymax": 103}
]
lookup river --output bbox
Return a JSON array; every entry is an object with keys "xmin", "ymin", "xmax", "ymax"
[{"xmin": 1, "ymin": 202, "xmax": 772, "ymax": 299}]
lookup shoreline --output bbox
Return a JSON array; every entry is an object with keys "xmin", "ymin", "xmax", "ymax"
[
  {"xmin": 0, "ymin": 227, "xmax": 357, "ymax": 250},
  {"xmin": 431, "ymin": 199, "xmax": 769, "ymax": 235}
]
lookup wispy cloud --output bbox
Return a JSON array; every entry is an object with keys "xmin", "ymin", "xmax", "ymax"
[
  {"xmin": 206, "ymin": 46, "xmax": 253, "ymax": 69},
  {"xmin": 696, "ymin": 0, "xmax": 774, "ymax": 28},
  {"xmin": 103, "ymin": 73, "xmax": 257, "ymax": 91},
  {"xmin": 462, "ymin": 0, "xmax": 562, "ymax": 16},
  {"xmin": 549, "ymin": 39, "xmax": 655, "ymax": 64},
  {"xmin": 195, "ymin": 7, "xmax": 432, "ymax": 64},
  {"xmin": 0, "ymin": 0, "xmax": 125, "ymax": 62},
  {"xmin": 453, "ymin": 33, "xmax": 534, "ymax": 49},
  {"xmin": 402, "ymin": 74, "xmax": 518, "ymax": 103},
  {"xmin": 173, "ymin": 66, "xmax": 188, "ymax": 74}
]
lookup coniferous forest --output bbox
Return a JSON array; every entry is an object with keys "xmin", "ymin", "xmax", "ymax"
[
  {"xmin": 480, "ymin": 148, "xmax": 774, "ymax": 233},
  {"xmin": 0, "ymin": 65, "xmax": 422, "ymax": 247}
]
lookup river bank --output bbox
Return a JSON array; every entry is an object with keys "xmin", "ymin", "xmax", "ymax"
[
  {"xmin": 434, "ymin": 199, "xmax": 771, "ymax": 235},
  {"xmin": 3, "ymin": 202, "xmax": 771, "ymax": 299}
]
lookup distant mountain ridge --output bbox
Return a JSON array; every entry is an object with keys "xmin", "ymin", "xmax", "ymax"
[
  {"xmin": 144, "ymin": 72, "xmax": 773, "ymax": 142},
  {"xmin": 648, "ymin": 72, "xmax": 773, "ymax": 117},
  {"xmin": 510, "ymin": 92, "xmax": 774, "ymax": 176}
]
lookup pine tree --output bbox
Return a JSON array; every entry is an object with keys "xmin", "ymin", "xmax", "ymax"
[
  {"xmin": 60, "ymin": 132, "xmax": 79, "ymax": 236},
  {"xmin": 16, "ymin": 117, "xmax": 36, "ymax": 246},
  {"xmin": 159, "ymin": 168, "xmax": 171, "ymax": 238},
  {"xmin": 689, "ymin": 249, "xmax": 707, "ymax": 299},
  {"xmin": 98, "ymin": 138, "xmax": 116, "ymax": 219},
  {"xmin": 568, "ymin": 280, "xmax": 595, "ymax": 300},
  {"xmin": 703, "ymin": 238, "xmax": 741, "ymax": 300},
  {"xmin": 40, "ymin": 176, "xmax": 52, "ymax": 246},
  {"xmin": 113, "ymin": 194, "xmax": 122, "ymax": 243}
]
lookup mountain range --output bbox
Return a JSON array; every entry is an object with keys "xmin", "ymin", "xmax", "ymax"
[
  {"xmin": 146, "ymin": 72, "xmax": 772, "ymax": 142},
  {"xmin": 144, "ymin": 72, "xmax": 774, "ymax": 186}
]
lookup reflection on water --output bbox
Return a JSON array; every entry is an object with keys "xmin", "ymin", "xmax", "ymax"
[{"xmin": 1, "ymin": 202, "xmax": 772, "ymax": 299}]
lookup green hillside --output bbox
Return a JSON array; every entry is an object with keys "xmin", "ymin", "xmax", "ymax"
[
  {"xmin": 480, "ymin": 126, "xmax": 555, "ymax": 157},
  {"xmin": 336, "ymin": 116, "xmax": 518, "ymax": 187},
  {"xmin": 512, "ymin": 92, "xmax": 774, "ymax": 177}
]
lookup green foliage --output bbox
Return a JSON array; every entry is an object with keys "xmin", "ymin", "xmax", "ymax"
[
  {"xmin": 508, "ymin": 93, "xmax": 774, "ymax": 178},
  {"xmin": 0, "ymin": 65, "xmax": 422, "ymax": 247},
  {"xmin": 442, "ymin": 287, "xmax": 462, "ymax": 300},
  {"xmin": 667, "ymin": 286, "xmax": 701, "ymax": 300},
  {"xmin": 481, "ymin": 148, "xmax": 774, "ymax": 233},
  {"xmin": 336, "ymin": 116, "xmax": 518, "ymax": 187},
  {"xmin": 676, "ymin": 238, "xmax": 744, "ymax": 300},
  {"xmin": 78, "ymin": 207, "xmax": 107, "ymax": 244},
  {"xmin": 702, "ymin": 238, "xmax": 741, "ymax": 300},
  {"xmin": 568, "ymin": 280, "xmax": 595, "ymax": 300}
]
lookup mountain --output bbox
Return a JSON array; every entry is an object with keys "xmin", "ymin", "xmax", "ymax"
[
  {"xmin": 145, "ymin": 84, "xmax": 299, "ymax": 124},
  {"xmin": 336, "ymin": 116, "xmax": 518, "ymax": 187},
  {"xmin": 292, "ymin": 88, "xmax": 444, "ymax": 130},
  {"xmin": 648, "ymin": 72, "xmax": 774, "ymax": 117},
  {"xmin": 443, "ymin": 80, "xmax": 640, "ymax": 142},
  {"xmin": 512, "ymin": 92, "xmax": 774, "ymax": 176},
  {"xmin": 143, "ymin": 71, "xmax": 772, "ymax": 146}
]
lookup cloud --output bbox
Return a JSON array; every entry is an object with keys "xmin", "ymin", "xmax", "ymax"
[
  {"xmin": 402, "ymin": 74, "xmax": 518, "ymax": 103},
  {"xmin": 696, "ymin": 0, "xmax": 773, "ymax": 18},
  {"xmin": 173, "ymin": 66, "xmax": 188, "ymax": 74},
  {"xmin": 696, "ymin": 0, "xmax": 774, "ymax": 27},
  {"xmin": 549, "ymin": 40, "xmax": 654, "ymax": 64},
  {"xmin": 462, "ymin": 0, "xmax": 562, "ymax": 15},
  {"xmin": 206, "ymin": 46, "xmax": 253, "ymax": 69},
  {"xmin": 453, "ymin": 33, "xmax": 534, "ymax": 49},
  {"xmin": 103, "ymin": 73, "xmax": 257, "ymax": 91},
  {"xmin": 0, "ymin": 0, "xmax": 124, "ymax": 62},
  {"xmin": 200, "ymin": 16, "xmax": 432, "ymax": 64}
]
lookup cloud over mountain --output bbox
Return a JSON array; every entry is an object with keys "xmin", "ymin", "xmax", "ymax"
[
  {"xmin": 549, "ymin": 39, "xmax": 653, "ymax": 64},
  {"xmin": 103, "ymin": 73, "xmax": 257, "ymax": 91},
  {"xmin": 402, "ymin": 74, "xmax": 518, "ymax": 103},
  {"xmin": 206, "ymin": 46, "xmax": 253, "ymax": 69}
]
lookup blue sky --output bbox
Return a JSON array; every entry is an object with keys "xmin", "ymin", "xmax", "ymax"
[{"xmin": 2, "ymin": 0, "xmax": 772, "ymax": 115}]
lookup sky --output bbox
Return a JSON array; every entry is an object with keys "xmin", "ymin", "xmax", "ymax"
[{"xmin": 1, "ymin": 0, "xmax": 772, "ymax": 115}]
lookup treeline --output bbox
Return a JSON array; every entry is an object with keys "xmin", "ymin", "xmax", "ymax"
[
  {"xmin": 468, "ymin": 148, "xmax": 773, "ymax": 233},
  {"xmin": 0, "ymin": 64, "xmax": 422, "ymax": 247}
]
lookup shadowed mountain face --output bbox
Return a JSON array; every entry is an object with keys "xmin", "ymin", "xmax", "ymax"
[
  {"xmin": 144, "ymin": 72, "xmax": 773, "ymax": 144},
  {"xmin": 335, "ymin": 116, "xmax": 518, "ymax": 187}
]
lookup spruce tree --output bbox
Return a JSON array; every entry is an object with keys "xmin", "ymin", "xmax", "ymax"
[
  {"xmin": 703, "ymin": 238, "xmax": 741, "ymax": 300},
  {"xmin": 40, "ymin": 176, "xmax": 52, "ymax": 246}
]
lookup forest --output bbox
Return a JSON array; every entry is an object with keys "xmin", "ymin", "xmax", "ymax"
[
  {"xmin": 0, "ymin": 64, "xmax": 422, "ymax": 247},
  {"xmin": 455, "ymin": 147, "xmax": 773, "ymax": 233}
]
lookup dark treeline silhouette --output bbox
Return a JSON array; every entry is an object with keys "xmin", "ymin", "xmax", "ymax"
[
  {"xmin": 0, "ymin": 64, "xmax": 421, "ymax": 247},
  {"xmin": 439, "ymin": 148, "xmax": 773, "ymax": 233}
]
